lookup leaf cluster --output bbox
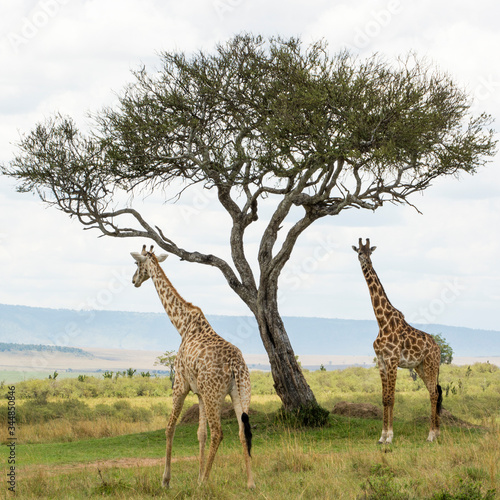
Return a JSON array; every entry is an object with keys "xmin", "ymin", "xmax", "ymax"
[{"xmin": 4, "ymin": 35, "xmax": 496, "ymax": 219}]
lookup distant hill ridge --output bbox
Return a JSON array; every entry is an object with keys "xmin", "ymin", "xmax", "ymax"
[
  {"xmin": 0, "ymin": 303, "xmax": 499, "ymax": 357},
  {"xmin": 0, "ymin": 342, "xmax": 93, "ymax": 357}
]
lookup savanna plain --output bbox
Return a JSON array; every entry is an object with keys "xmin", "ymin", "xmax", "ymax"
[{"xmin": 1, "ymin": 363, "xmax": 499, "ymax": 499}]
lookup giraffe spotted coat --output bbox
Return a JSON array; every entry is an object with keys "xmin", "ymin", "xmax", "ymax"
[
  {"xmin": 131, "ymin": 245, "xmax": 254, "ymax": 488},
  {"xmin": 353, "ymin": 238, "xmax": 442, "ymax": 444}
]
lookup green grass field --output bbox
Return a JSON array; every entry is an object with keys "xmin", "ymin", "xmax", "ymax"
[{"xmin": 1, "ymin": 364, "xmax": 499, "ymax": 499}]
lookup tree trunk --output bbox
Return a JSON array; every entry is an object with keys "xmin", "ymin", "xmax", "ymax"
[
  {"xmin": 255, "ymin": 283, "xmax": 320, "ymax": 414},
  {"xmin": 255, "ymin": 306, "xmax": 317, "ymax": 410}
]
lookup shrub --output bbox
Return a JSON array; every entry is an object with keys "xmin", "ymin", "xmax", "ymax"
[
  {"xmin": 17, "ymin": 399, "xmax": 92, "ymax": 424},
  {"xmin": 275, "ymin": 402, "xmax": 330, "ymax": 428},
  {"xmin": 431, "ymin": 480, "xmax": 496, "ymax": 500}
]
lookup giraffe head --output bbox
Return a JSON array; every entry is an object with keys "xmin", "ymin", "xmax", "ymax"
[
  {"xmin": 130, "ymin": 245, "xmax": 168, "ymax": 287},
  {"xmin": 352, "ymin": 238, "xmax": 377, "ymax": 266}
]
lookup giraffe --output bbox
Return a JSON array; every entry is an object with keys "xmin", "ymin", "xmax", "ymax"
[
  {"xmin": 130, "ymin": 245, "xmax": 255, "ymax": 489},
  {"xmin": 352, "ymin": 238, "xmax": 442, "ymax": 444}
]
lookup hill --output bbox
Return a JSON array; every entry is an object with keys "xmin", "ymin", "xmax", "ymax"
[
  {"xmin": 0, "ymin": 342, "xmax": 93, "ymax": 357},
  {"xmin": 1, "ymin": 303, "xmax": 499, "ymax": 357}
]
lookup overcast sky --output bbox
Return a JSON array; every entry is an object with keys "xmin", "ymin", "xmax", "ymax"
[{"xmin": 1, "ymin": 0, "xmax": 499, "ymax": 333}]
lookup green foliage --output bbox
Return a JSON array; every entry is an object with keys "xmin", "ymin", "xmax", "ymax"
[
  {"xmin": 276, "ymin": 402, "xmax": 330, "ymax": 428},
  {"xmin": 251, "ymin": 371, "xmax": 276, "ymax": 395},
  {"xmin": 92, "ymin": 469, "xmax": 131, "ymax": 497},
  {"xmin": 6, "ymin": 36, "xmax": 495, "ymax": 217},
  {"xmin": 103, "ymin": 370, "xmax": 113, "ymax": 379},
  {"xmin": 431, "ymin": 480, "xmax": 496, "ymax": 500},
  {"xmin": 94, "ymin": 469, "xmax": 131, "ymax": 496},
  {"xmin": 432, "ymin": 334, "xmax": 454, "ymax": 365},
  {"xmin": 15, "ymin": 397, "xmax": 156, "ymax": 425},
  {"xmin": 361, "ymin": 464, "xmax": 411, "ymax": 500},
  {"xmin": 4, "ymin": 363, "xmax": 499, "ymax": 415},
  {"xmin": 0, "ymin": 373, "xmax": 173, "ymax": 400},
  {"xmin": 155, "ymin": 350, "xmax": 176, "ymax": 386},
  {"xmin": 17, "ymin": 398, "xmax": 92, "ymax": 424}
]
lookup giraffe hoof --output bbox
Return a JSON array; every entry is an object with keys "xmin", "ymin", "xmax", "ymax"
[
  {"xmin": 161, "ymin": 477, "xmax": 170, "ymax": 489},
  {"xmin": 426, "ymin": 430, "xmax": 439, "ymax": 442}
]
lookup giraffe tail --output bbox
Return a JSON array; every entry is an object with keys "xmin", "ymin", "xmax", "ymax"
[
  {"xmin": 241, "ymin": 412, "xmax": 252, "ymax": 457},
  {"xmin": 436, "ymin": 384, "xmax": 443, "ymax": 415}
]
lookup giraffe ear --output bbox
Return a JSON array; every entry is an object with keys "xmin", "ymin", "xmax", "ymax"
[
  {"xmin": 370, "ymin": 246, "xmax": 377, "ymax": 253},
  {"xmin": 157, "ymin": 254, "xmax": 168, "ymax": 262},
  {"xmin": 352, "ymin": 246, "xmax": 359, "ymax": 252},
  {"xmin": 131, "ymin": 252, "xmax": 147, "ymax": 263}
]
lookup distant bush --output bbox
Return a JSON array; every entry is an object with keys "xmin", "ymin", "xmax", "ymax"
[
  {"xmin": 16, "ymin": 399, "xmax": 92, "ymax": 424},
  {"xmin": 11, "ymin": 397, "xmax": 154, "ymax": 425},
  {"xmin": 0, "ymin": 342, "xmax": 93, "ymax": 357},
  {"xmin": 251, "ymin": 371, "xmax": 275, "ymax": 395},
  {"xmin": 1, "ymin": 374, "xmax": 173, "ymax": 400},
  {"xmin": 1, "ymin": 363, "xmax": 499, "ymax": 413}
]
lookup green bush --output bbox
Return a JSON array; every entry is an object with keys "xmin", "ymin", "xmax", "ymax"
[
  {"xmin": 431, "ymin": 479, "xmax": 496, "ymax": 500},
  {"xmin": 16, "ymin": 399, "xmax": 92, "ymax": 424},
  {"xmin": 275, "ymin": 402, "xmax": 330, "ymax": 428}
]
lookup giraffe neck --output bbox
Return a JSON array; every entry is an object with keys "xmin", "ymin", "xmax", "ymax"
[
  {"xmin": 361, "ymin": 259, "xmax": 402, "ymax": 330},
  {"xmin": 146, "ymin": 259, "xmax": 197, "ymax": 338}
]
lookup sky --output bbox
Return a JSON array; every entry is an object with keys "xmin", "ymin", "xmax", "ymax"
[{"xmin": 0, "ymin": 0, "xmax": 499, "ymax": 333}]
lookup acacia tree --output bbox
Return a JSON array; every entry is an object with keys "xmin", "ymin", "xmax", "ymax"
[
  {"xmin": 432, "ymin": 334, "xmax": 454, "ymax": 365},
  {"xmin": 3, "ymin": 35, "xmax": 495, "ymax": 421}
]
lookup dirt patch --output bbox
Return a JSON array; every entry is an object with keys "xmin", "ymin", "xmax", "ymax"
[
  {"xmin": 180, "ymin": 402, "xmax": 257, "ymax": 424},
  {"xmin": 331, "ymin": 401, "xmax": 383, "ymax": 419},
  {"xmin": 21, "ymin": 456, "xmax": 197, "ymax": 478}
]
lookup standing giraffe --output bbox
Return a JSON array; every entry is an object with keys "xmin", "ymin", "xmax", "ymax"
[
  {"xmin": 352, "ymin": 238, "xmax": 442, "ymax": 443},
  {"xmin": 131, "ymin": 245, "xmax": 255, "ymax": 489}
]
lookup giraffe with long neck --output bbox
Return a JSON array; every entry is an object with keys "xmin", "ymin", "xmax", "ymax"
[
  {"xmin": 131, "ymin": 245, "xmax": 255, "ymax": 488},
  {"xmin": 352, "ymin": 238, "xmax": 442, "ymax": 443}
]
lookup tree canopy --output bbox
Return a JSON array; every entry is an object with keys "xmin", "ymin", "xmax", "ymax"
[{"xmin": 432, "ymin": 334, "xmax": 454, "ymax": 365}]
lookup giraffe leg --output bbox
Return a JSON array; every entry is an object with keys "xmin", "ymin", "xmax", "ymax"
[
  {"xmin": 199, "ymin": 400, "xmax": 223, "ymax": 484},
  {"xmin": 231, "ymin": 385, "xmax": 255, "ymax": 489},
  {"xmin": 378, "ymin": 359, "xmax": 397, "ymax": 444},
  {"xmin": 415, "ymin": 362, "xmax": 442, "ymax": 442},
  {"xmin": 197, "ymin": 395, "xmax": 207, "ymax": 482},
  {"xmin": 162, "ymin": 382, "xmax": 189, "ymax": 488}
]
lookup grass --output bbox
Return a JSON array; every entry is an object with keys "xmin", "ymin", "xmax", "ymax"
[
  {"xmin": 9, "ymin": 418, "xmax": 499, "ymax": 499},
  {"xmin": 1, "ymin": 364, "xmax": 499, "ymax": 498}
]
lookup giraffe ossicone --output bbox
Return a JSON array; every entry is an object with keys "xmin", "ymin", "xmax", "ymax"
[
  {"xmin": 353, "ymin": 238, "xmax": 443, "ymax": 444},
  {"xmin": 131, "ymin": 244, "xmax": 255, "ymax": 488}
]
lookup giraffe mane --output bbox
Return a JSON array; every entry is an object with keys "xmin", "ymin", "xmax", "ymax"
[{"xmin": 151, "ymin": 253, "xmax": 202, "ymax": 313}]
